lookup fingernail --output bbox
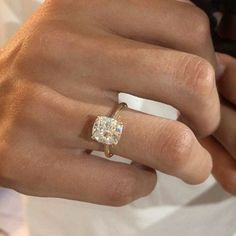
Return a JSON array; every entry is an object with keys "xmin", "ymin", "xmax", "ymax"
[{"xmin": 216, "ymin": 55, "xmax": 226, "ymax": 80}]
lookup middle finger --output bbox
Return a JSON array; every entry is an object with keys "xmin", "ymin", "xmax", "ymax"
[{"xmin": 22, "ymin": 32, "xmax": 220, "ymax": 137}]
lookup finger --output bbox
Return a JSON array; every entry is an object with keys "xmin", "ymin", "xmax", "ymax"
[
  {"xmin": 216, "ymin": 53, "xmax": 236, "ymax": 105},
  {"xmin": 5, "ymin": 151, "xmax": 157, "ymax": 207},
  {"xmin": 19, "ymin": 84, "xmax": 212, "ymax": 185},
  {"xmin": 78, "ymin": 104, "xmax": 213, "ymax": 185},
  {"xmin": 100, "ymin": 38, "xmax": 220, "ymax": 137},
  {"xmin": 92, "ymin": 0, "xmax": 217, "ymax": 68},
  {"xmin": 21, "ymin": 22, "xmax": 220, "ymax": 137},
  {"xmin": 214, "ymin": 102, "xmax": 236, "ymax": 159},
  {"xmin": 200, "ymin": 136, "xmax": 236, "ymax": 195}
]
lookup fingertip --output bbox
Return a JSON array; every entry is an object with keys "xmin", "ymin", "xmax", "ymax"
[
  {"xmin": 176, "ymin": 135, "xmax": 213, "ymax": 185},
  {"xmin": 131, "ymin": 162, "xmax": 158, "ymax": 196},
  {"xmin": 182, "ymin": 147, "xmax": 213, "ymax": 185}
]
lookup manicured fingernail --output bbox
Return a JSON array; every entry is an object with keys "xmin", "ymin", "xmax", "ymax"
[{"xmin": 216, "ymin": 55, "xmax": 226, "ymax": 80}]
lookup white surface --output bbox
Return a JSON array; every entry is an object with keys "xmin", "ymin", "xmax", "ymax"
[{"xmin": 0, "ymin": 1, "xmax": 236, "ymax": 236}]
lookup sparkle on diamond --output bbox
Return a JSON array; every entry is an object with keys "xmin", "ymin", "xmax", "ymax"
[{"xmin": 91, "ymin": 116, "xmax": 124, "ymax": 145}]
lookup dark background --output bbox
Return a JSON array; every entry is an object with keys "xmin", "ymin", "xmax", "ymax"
[{"xmin": 193, "ymin": 0, "xmax": 236, "ymax": 56}]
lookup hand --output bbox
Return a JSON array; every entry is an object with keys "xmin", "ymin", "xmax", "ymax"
[
  {"xmin": 201, "ymin": 54, "xmax": 236, "ymax": 195},
  {"xmin": 0, "ymin": 0, "xmax": 220, "ymax": 206}
]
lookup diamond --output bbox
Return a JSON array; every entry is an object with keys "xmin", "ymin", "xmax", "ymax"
[{"xmin": 91, "ymin": 116, "xmax": 124, "ymax": 145}]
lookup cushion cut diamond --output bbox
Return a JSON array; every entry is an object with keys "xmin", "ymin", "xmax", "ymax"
[{"xmin": 91, "ymin": 116, "xmax": 124, "ymax": 145}]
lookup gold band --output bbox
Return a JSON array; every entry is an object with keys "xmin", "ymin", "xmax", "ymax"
[{"xmin": 104, "ymin": 102, "xmax": 127, "ymax": 158}]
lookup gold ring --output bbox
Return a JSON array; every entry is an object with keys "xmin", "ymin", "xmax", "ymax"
[{"xmin": 91, "ymin": 102, "xmax": 127, "ymax": 158}]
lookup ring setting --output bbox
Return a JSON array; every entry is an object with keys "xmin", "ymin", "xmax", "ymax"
[{"xmin": 91, "ymin": 103, "xmax": 127, "ymax": 158}]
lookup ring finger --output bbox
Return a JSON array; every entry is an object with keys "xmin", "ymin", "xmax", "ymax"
[{"xmin": 50, "ymin": 97, "xmax": 213, "ymax": 185}]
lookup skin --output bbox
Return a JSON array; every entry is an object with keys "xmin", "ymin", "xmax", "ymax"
[
  {"xmin": 0, "ymin": 0, "xmax": 223, "ymax": 206},
  {"xmin": 201, "ymin": 54, "xmax": 236, "ymax": 195},
  {"xmin": 178, "ymin": 0, "xmax": 236, "ymax": 196}
]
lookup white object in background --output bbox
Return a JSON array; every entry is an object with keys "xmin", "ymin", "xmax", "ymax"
[{"xmin": 0, "ymin": 188, "xmax": 29, "ymax": 236}]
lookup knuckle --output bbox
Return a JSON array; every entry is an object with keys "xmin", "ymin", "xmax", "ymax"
[
  {"xmin": 181, "ymin": 55, "xmax": 215, "ymax": 96},
  {"xmin": 107, "ymin": 169, "xmax": 138, "ymax": 206},
  {"xmin": 160, "ymin": 122, "xmax": 195, "ymax": 170},
  {"xmin": 189, "ymin": 7, "xmax": 211, "ymax": 44}
]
